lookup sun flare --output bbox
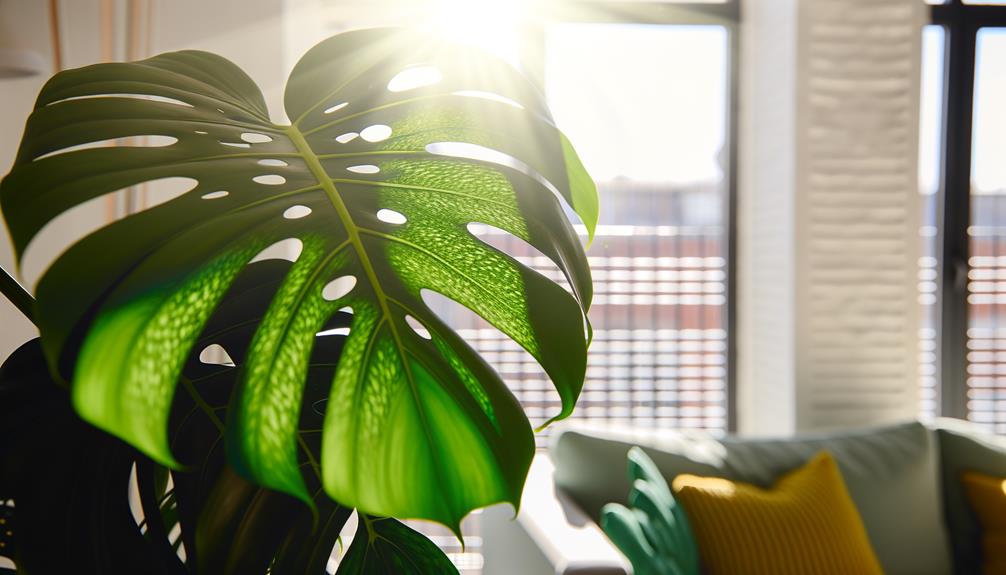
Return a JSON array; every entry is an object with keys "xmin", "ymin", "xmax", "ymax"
[{"xmin": 428, "ymin": 0, "xmax": 528, "ymax": 66}]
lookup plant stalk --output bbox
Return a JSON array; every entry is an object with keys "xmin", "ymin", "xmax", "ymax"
[{"xmin": 0, "ymin": 264, "xmax": 36, "ymax": 326}]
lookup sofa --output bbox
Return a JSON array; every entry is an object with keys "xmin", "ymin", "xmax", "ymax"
[{"xmin": 482, "ymin": 419, "xmax": 1006, "ymax": 575}]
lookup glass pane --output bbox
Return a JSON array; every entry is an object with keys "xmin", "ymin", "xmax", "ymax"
[
  {"xmin": 918, "ymin": 26, "xmax": 944, "ymax": 421},
  {"xmin": 547, "ymin": 24, "xmax": 726, "ymax": 184},
  {"xmin": 968, "ymin": 28, "xmax": 1006, "ymax": 433},
  {"xmin": 549, "ymin": 24, "xmax": 728, "ymax": 433}
]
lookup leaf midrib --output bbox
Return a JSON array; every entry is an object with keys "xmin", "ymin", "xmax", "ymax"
[{"xmin": 284, "ymin": 125, "xmax": 447, "ymax": 510}]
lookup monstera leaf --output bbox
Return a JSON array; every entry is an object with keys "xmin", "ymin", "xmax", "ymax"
[{"xmin": 0, "ymin": 26, "xmax": 595, "ymax": 535}]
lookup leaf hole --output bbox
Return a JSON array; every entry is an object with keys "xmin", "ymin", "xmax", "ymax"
[
  {"xmin": 33, "ymin": 135, "xmax": 178, "ymax": 161},
  {"xmin": 199, "ymin": 343, "xmax": 236, "ymax": 366},
  {"xmin": 405, "ymin": 315, "xmax": 432, "ymax": 339},
  {"xmin": 426, "ymin": 141, "xmax": 516, "ymax": 167},
  {"xmin": 453, "ymin": 90, "xmax": 524, "ymax": 109},
  {"xmin": 46, "ymin": 93, "xmax": 193, "ymax": 107},
  {"xmin": 322, "ymin": 275, "xmax": 357, "ymax": 301},
  {"xmin": 324, "ymin": 102, "xmax": 349, "ymax": 114},
  {"xmin": 258, "ymin": 158, "xmax": 288, "ymax": 167},
  {"xmin": 283, "ymin": 205, "xmax": 312, "ymax": 219},
  {"xmin": 172, "ymin": 529, "xmax": 186, "ymax": 562},
  {"xmin": 241, "ymin": 132, "xmax": 273, "ymax": 144},
  {"xmin": 127, "ymin": 463, "xmax": 144, "ymax": 532},
  {"xmin": 194, "ymin": 130, "xmax": 208, "ymax": 135},
  {"xmin": 253, "ymin": 174, "xmax": 286, "ymax": 185},
  {"xmin": 387, "ymin": 65, "xmax": 442, "ymax": 92},
  {"xmin": 220, "ymin": 141, "xmax": 251, "ymax": 149},
  {"xmin": 335, "ymin": 132, "xmax": 359, "ymax": 144},
  {"xmin": 376, "ymin": 209, "xmax": 407, "ymax": 225},
  {"xmin": 250, "ymin": 238, "xmax": 304, "ymax": 263},
  {"xmin": 201, "ymin": 191, "xmax": 229, "ymax": 200},
  {"xmin": 360, "ymin": 124, "xmax": 393, "ymax": 143},
  {"xmin": 316, "ymin": 327, "xmax": 351, "ymax": 337},
  {"xmin": 347, "ymin": 164, "xmax": 379, "ymax": 174}
]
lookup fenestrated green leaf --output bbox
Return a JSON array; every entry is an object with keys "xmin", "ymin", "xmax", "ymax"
[
  {"xmin": 0, "ymin": 27, "xmax": 595, "ymax": 531},
  {"xmin": 335, "ymin": 516, "xmax": 459, "ymax": 575}
]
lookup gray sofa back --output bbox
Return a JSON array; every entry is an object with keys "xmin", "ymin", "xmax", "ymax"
[{"xmin": 549, "ymin": 421, "xmax": 952, "ymax": 575}]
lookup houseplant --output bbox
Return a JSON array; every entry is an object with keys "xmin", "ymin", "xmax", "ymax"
[{"xmin": 0, "ymin": 27, "xmax": 595, "ymax": 573}]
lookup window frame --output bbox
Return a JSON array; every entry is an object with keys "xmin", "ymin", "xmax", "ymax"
[{"xmin": 930, "ymin": 0, "xmax": 1006, "ymax": 420}]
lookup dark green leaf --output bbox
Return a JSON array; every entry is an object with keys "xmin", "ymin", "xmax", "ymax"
[
  {"xmin": 0, "ymin": 264, "xmax": 353, "ymax": 574},
  {"xmin": 0, "ymin": 339, "xmax": 172, "ymax": 574},
  {"xmin": 336, "ymin": 516, "xmax": 459, "ymax": 575}
]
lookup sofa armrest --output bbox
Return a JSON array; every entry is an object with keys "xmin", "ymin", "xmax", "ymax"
[{"xmin": 482, "ymin": 454, "xmax": 632, "ymax": 575}]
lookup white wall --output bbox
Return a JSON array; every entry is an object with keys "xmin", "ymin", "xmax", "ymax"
[
  {"xmin": 738, "ymin": 0, "xmax": 799, "ymax": 436},
  {"xmin": 739, "ymin": 0, "xmax": 925, "ymax": 434},
  {"xmin": 0, "ymin": 0, "xmax": 60, "ymax": 362},
  {"xmin": 154, "ymin": 0, "xmax": 287, "ymax": 119}
]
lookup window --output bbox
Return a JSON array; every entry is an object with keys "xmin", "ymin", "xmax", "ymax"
[
  {"xmin": 925, "ymin": 1, "xmax": 1006, "ymax": 431},
  {"xmin": 542, "ymin": 22, "xmax": 732, "ymax": 432}
]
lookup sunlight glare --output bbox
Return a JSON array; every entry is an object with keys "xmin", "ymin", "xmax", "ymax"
[{"xmin": 429, "ymin": 0, "xmax": 525, "ymax": 66}]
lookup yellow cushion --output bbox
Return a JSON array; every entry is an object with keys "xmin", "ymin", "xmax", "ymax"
[
  {"xmin": 671, "ymin": 451, "xmax": 883, "ymax": 575},
  {"xmin": 961, "ymin": 471, "xmax": 1006, "ymax": 575}
]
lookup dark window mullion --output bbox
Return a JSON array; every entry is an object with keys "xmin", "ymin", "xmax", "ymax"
[
  {"xmin": 725, "ymin": 19, "xmax": 740, "ymax": 432},
  {"xmin": 935, "ymin": 9, "xmax": 978, "ymax": 419}
]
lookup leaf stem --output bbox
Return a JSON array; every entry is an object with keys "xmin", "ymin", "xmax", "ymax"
[
  {"xmin": 0, "ymin": 265, "xmax": 36, "ymax": 326},
  {"xmin": 361, "ymin": 513, "xmax": 377, "ymax": 543},
  {"xmin": 297, "ymin": 433, "xmax": 323, "ymax": 484},
  {"xmin": 180, "ymin": 376, "xmax": 225, "ymax": 433}
]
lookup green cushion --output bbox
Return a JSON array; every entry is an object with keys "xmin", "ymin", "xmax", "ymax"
[
  {"xmin": 935, "ymin": 418, "xmax": 1006, "ymax": 575},
  {"xmin": 600, "ymin": 447, "xmax": 700, "ymax": 575},
  {"xmin": 550, "ymin": 421, "xmax": 952, "ymax": 575}
]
